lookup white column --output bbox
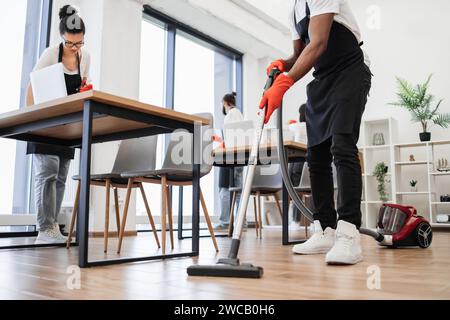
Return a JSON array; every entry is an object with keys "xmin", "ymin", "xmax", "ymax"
[{"xmin": 50, "ymin": 0, "xmax": 143, "ymax": 233}]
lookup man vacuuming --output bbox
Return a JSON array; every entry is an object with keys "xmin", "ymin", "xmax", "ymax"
[{"xmin": 260, "ymin": 0, "xmax": 372, "ymax": 265}]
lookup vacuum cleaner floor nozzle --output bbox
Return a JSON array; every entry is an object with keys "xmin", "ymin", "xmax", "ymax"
[{"xmin": 187, "ymin": 263, "xmax": 263, "ymax": 279}]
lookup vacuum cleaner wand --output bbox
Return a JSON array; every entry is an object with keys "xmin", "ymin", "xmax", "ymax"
[{"xmin": 187, "ymin": 69, "xmax": 281, "ymax": 279}]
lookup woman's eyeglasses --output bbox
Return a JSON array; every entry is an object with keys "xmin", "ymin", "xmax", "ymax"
[{"xmin": 62, "ymin": 38, "xmax": 84, "ymax": 49}]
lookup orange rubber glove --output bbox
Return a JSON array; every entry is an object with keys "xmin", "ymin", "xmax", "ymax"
[
  {"xmin": 213, "ymin": 135, "xmax": 225, "ymax": 149},
  {"xmin": 80, "ymin": 84, "xmax": 93, "ymax": 93},
  {"xmin": 266, "ymin": 59, "xmax": 286, "ymax": 75},
  {"xmin": 259, "ymin": 74, "xmax": 295, "ymax": 124},
  {"xmin": 79, "ymin": 79, "xmax": 93, "ymax": 93}
]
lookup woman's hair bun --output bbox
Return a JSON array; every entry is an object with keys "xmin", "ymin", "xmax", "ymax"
[
  {"xmin": 59, "ymin": 5, "xmax": 78, "ymax": 20},
  {"xmin": 232, "ymin": 92, "xmax": 237, "ymax": 96}
]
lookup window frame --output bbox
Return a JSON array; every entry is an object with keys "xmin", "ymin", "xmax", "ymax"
[{"xmin": 142, "ymin": 5, "xmax": 244, "ymax": 112}]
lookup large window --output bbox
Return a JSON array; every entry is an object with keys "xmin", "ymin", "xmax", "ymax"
[
  {"xmin": 173, "ymin": 31, "xmax": 237, "ymax": 218},
  {"xmin": 0, "ymin": 0, "xmax": 51, "ymax": 229},
  {"xmin": 0, "ymin": 1, "xmax": 28, "ymax": 215},
  {"xmin": 139, "ymin": 18, "xmax": 166, "ymax": 107},
  {"xmin": 138, "ymin": 17, "xmax": 167, "ymax": 217},
  {"xmin": 138, "ymin": 7, "xmax": 243, "ymax": 221}
]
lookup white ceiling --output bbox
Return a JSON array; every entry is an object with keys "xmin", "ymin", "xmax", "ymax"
[{"xmin": 141, "ymin": 0, "xmax": 293, "ymax": 58}]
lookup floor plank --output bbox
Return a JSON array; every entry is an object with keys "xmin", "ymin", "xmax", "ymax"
[{"xmin": 0, "ymin": 228, "xmax": 449, "ymax": 300}]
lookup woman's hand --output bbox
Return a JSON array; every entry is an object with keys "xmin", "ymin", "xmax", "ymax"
[{"xmin": 80, "ymin": 79, "xmax": 93, "ymax": 92}]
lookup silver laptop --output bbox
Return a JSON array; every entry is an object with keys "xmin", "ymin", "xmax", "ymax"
[{"xmin": 30, "ymin": 63, "xmax": 67, "ymax": 104}]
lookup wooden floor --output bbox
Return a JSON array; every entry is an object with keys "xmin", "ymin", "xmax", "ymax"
[{"xmin": 0, "ymin": 228, "xmax": 450, "ymax": 300}]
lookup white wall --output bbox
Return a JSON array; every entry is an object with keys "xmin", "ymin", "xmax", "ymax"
[{"xmin": 350, "ymin": 0, "xmax": 450, "ymax": 143}]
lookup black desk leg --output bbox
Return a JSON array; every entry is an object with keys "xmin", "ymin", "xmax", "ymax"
[
  {"xmin": 191, "ymin": 124, "xmax": 201, "ymax": 255},
  {"xmin": 79, "ymin": 100, "xmax": 93, "ymax": 268},
  {"xmin": 76, "ymin": 153, "xmax": 82, "ymax": 244},
  {"xmin": 282, "ymin": 182, "xmax": 289, "ymax": 245},
  {"xmin": 282, "ymin": 177, "xmax": 307, "ymax": 246},
  {"xmin": 192, "ymin": 164, "xmax": 200, "ymax": 254},
  {"xmin": 178, "ymin": 186, "xmax": 183, "ymax": 240},
  {"xmin": 230, "ymin": 167, "xmax": 235, "ymax": 221}
]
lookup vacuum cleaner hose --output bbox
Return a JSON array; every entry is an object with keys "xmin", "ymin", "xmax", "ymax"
[{"xmin": 276, "ymin": 99, "xmax": 384, "ymax": 242}]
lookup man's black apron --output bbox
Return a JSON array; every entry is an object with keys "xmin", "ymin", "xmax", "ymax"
[
  {"xmin": 294, "ymin": 0, "xmax": 372, "ymax": 147},
  {"xmin": 27, "ymin": 43, "xmax": 81, "ymax": 159}
]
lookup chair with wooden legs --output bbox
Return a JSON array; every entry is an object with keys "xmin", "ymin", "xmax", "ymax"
[
  {"xmin": 67, "ymin": 136, "xmax": 160, "ymax": 253},
  {"xmin": 118, "ymin": 113, "xmax": 218, "ymax": 255},
  {"xmin": 228, "ymin": 164, "xmax": 283, "ymax": 239}
]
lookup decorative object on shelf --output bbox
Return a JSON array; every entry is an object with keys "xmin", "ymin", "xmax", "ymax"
[
  {"xmin": 436, "ymin": 214, "xmax": 450, "ymax": 223},
  {"xmin": 373, "ymin": 162, "xmax": 389, "ymax": 202},
  {"xmin": 410, "ymin": 180, "xmax": 418, "ymax": 192},
  {"xmin": 390, "ymin": 74, "xmax": 450, "ymax": 142},
  {"xmin": 440, "ymin": 194, "xmax": 450, "ymax": 202},
  {"xmin": 437, "ymin": 158, "xmax": 450, "ymax": 172},
  {"xmin": 372, "ymin": 132, "xmax": 385, "ymax": 146},
  {"xmin": 409, "ymin": 154, "xmax": 416, "ymax": 162}
]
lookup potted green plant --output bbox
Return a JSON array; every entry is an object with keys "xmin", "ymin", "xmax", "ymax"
[
  {"xmin": 390, "ymin": 75, "xmax": 450, "ymax": 142},
  {"xmin": 410, "ymin": 180, "xmax": 418, "ymax": 192},
  {"xmin": 373, "ymin": 162, "xmax": 389, "ymax": 202}
]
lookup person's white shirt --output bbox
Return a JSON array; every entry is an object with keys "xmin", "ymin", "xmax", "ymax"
[
  {"xmin": 33, "ymin": 43, "xmax": 91, "ymax": 81},
  {"xmin": 289, "ymin": 0, "xmax": 370, "ymax": 67},
  {"xmin": 224, "ymin": 107, "xmax": 244, "ymax": 125}
]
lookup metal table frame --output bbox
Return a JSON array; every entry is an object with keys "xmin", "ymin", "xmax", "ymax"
[
  {"xmin": 0, "ymin": 99, "xmax": 203, "ymax": 268},
  {"xmin": 176, "ymin": 186, "xmax": 229, "ymax": 240},
  {"xmin": 212, "ymin": 146, "xmax": 307, "ymax": 245}
]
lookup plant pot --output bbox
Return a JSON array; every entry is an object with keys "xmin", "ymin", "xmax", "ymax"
[
  {"xmin": 420, "ymin": 132, "xmax": 431, "ymax": 142},
  {"xmin": 410, "ymin": 186, "xmax": 418, "ymax": 192}
]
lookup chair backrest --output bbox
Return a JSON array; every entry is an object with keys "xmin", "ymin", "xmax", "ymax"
[
  {"xmin": 161, "ymin": 113, "xmax": 214, "ymax": 175},
  {"xmin": 247, "ymin": 164, "xmax": 283, "ymax": 190},
  {"xmin": 110, "ymin": 136, "xmax": 159, "ymax": 174},
  {"xmin": 299, "ymin": 162, "xmax": 338, "ymax": 189}
]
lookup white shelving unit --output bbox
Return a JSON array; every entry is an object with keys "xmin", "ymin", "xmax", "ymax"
[
  {"xmin": 359, "ymin": 117, "xmax": 450, "ymax": 228},
  {"xmin": 394, "ymin": 140, "xmax": 450, "ymax": 227},
  {"xmin": 359, "ymin": 117, "xmax": 397, "ymax": 229}
]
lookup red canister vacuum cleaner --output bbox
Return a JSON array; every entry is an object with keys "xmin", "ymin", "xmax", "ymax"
[{"xmin": 376, "ymin": 204, "xmax": 432, "ymax": 248}]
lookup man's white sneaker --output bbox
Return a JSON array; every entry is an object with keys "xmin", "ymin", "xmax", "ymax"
[
  {"xmin": 325, "ymin": 220, "xmax": 363, "ymax": 265},
  {"xmin": 35, "ymin": 227, "xmax": 67, "ymax": 244},
  {"xmin": 292, "ymin": 221, "xmax": 335, "ymax": 255}
]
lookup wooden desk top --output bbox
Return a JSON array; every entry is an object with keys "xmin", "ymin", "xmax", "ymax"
[
  {"xmin": 0, "ymin": 91, "xmax": 210, "ymax": 141},
  {"xmin": 213, "ymin": 140, "xmax": 307, "ymax": 156},
  {"xmin": 0, "ymin": 90, "xmax": 210, "ymax": 128},
  {"xmin": 212, "ymin": 140, "xmax": 307, "ymax": 167}
]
